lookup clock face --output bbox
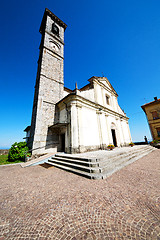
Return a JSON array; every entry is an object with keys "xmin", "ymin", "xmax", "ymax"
[
  {"xmin": 50, "ymin": 42, "xmax": 59, "ymax": 51},
  {"xmin": 52, "ymin": 23, "xmax": 59, "ymax": 36},
  {"xmin": 49, "ymin": 39, "xmax": 61, "ymax": 52}
]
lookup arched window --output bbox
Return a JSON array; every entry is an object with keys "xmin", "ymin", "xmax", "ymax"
[{"xmin": 52, "ymin": 23, "xmax": 59, "ymax": 36}]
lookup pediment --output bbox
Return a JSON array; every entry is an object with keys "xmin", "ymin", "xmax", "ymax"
[{"xmin": 88, "ymin": 76, "xmax": 118, "ymax": 96}]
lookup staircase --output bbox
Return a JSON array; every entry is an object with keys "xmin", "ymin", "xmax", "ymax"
[{"xmin": 46, "ymin": 145, "xmax": 155, "ymax": 179}]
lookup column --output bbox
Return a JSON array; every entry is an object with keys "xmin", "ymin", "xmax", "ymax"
[{"xmin": 70, "ymin": 102, "xmax": 79, "ymax": 153}]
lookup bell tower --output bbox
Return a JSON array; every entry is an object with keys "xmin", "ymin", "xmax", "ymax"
[{"xmin": 28, "ymin": 9, "xmax": 67, "ymax": 154}]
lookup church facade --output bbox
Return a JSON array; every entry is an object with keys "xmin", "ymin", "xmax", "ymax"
[{"xmin": 26, "ymin": 8, "xmax": 132, "ymax": 155}]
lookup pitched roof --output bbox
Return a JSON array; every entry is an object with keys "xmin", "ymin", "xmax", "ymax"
[{"xmin": 141, "ymin": 98, "xmax": 160, "ymax": 110}]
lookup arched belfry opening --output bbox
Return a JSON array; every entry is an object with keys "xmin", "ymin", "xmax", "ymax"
[{"xmin": 111, "ymin": 122, "xmax": 117, "ymax": 147}]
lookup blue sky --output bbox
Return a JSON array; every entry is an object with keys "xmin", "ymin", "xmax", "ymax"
[{"xmin": 0, "ymin": 0, "xmax": 160, "ymax": 148}]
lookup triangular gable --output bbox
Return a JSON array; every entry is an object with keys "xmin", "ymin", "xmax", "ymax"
[{"xmin": 88, "ymin": 76, "xmax": 118, "ymax": 96}]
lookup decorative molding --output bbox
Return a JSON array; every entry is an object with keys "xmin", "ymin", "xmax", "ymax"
[
  {"xmin": 93, "ymin": 79, "xmax": 118, "ymax": 97},
  {"xmin": 96, "ymin": 110, "xmax": 103, "ymax": 114},
  {"xmin": 45, "ymin": 29, "xmax": 65, "ymax": 45},
  {"xmin": 44, "ymin": 45, "xmax": 64, "ymax": 60},
  {"xmin": 40, "ymin": 73, "xmax": 64, "ymax": 85},
  {"xmin": 62, "ymin": 95, "xmax": 129, "ymax": 120},
  {"xmin": 76, "ymin": 104, "xmax": 82, "ymax": 108}
]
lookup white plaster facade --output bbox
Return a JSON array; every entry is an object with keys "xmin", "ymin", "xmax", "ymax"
[
  {"xmin": 54, "ymin": 77, "xmax": 132, "ymax": 153},
  {"xmin": 27, "ymin": 9, "xmax": 132, "ymax": 155}
]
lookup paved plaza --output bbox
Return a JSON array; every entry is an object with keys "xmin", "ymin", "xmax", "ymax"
[{"xmin": 0, "ymin": 149, "xmax": 160, "ymax": 239}]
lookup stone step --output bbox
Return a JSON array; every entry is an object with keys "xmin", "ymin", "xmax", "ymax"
[
  {"xmin": 55, "ymin": 154, "xmax": 97, "ymax": 162},
  {"xmin": 45, "ymin": 161, "xmax": 97, "ymax": 179},
  {"xmin": 99, "ymin": 147, "xmax": 152, "ymax": 167},
  {"xmin": 100, "ymin": 148, "xmax": 154, "ymax": 179},
  {"xmin": 50, "ymin": 156, "xmax": 99, "ymax": 167},
  {"xmin": 100, "ymin": 148, "xmax": 153, "ymax": 174},
  {"xmin": 47, "ymin": 148, "xmax": 153, "ymax": 180},
  {"xmin": 55, "ymin": 145, "xmax": 151, "ymax": 166},
  {"xmin": 48, "ymin": 158, "xmax": 100, "ymax": 173},
  {"xmin": 50, "ymin": 149, "xmax": 146, "ymax": 172},
  {"xmin": 46, "ymin": 146, "xmax": 155, "ymax": 179},
  {"xmin": 101, "ymin": 145, "xmax": 152, "ymax": 162},
  {"xmin": 49, "ymin": 149, "xmax": 148, "ymax": 176}
]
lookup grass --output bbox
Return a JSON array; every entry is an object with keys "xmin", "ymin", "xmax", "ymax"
[{"xmin": 0, "ymin": 155, "xmax": 23, "ymax": 165}]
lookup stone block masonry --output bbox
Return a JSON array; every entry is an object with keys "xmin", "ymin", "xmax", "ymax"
[{"xmin": 28, "ymin": 9, "xmax": 67, "ymax": 154}]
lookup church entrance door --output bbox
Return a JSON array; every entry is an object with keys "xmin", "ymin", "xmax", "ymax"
[
  {"xmin": 111, "ymin": 129, "xmax": 117, "ymax": 147},
  {"xmin": 61, "ymin": 134, "xmax": 65, "ymax": 152}
]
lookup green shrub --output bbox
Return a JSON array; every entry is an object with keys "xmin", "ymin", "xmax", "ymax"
[
  {"xmin": 8, "ymin": 142, "xmax": 30, "ymax": 162},
  {"xmin": 151, "ymin": 139, "xmax": 159, "ymax": 144}
]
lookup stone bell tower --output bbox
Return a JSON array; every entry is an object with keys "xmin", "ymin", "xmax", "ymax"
[{"xmin": 28, "ymin": 8, "xmax": 67, "ymax": 154}]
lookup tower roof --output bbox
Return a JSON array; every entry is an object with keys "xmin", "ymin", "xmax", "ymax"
[{"xmin": 39, "ymin": 8, "xmax": 67, "ymax": 34}]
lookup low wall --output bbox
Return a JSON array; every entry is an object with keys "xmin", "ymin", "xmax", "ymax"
[
  {"xmin": 134, "ymin": 142, "xmax": 148, "ymax": 145},
  {"xmin": 0, "ymin": 149, "xmax": 9, "ymax": 155}
]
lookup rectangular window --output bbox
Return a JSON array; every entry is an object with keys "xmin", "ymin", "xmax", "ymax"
[
  {"xmin": 152, "ymin": 111, "xmax": 159, "ymax": 120},
  {"xmin": 106, "ymin": 95, "xmax": 109, "ymax": 105},
  {"xmin": 157, "ymin": 127, "xmax": 160, "ymax": 137}
]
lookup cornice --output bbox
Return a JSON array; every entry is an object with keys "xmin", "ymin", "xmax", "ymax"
[
  {"xmin": 57, "ymin": 93, "xmax": 129, "ymax": 120},
  {"xmin": 40, "ymin": 8, "xmax": 67, "ymax": 34},
  {"xmin": 93, "ymin": 79, "xmax": 118, "ymax": 97},
  {"xmin": 88, "ymin": 77, "xmax": 118, "ymax": 97}
]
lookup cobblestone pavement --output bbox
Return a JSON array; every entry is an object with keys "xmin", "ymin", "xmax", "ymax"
[{"xmin": 0, "ymin": 150, "xmax": 160, "ymax": 240}]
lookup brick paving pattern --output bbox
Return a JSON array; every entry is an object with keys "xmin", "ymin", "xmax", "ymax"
[{"xmin": 0, "ymin": 149, "xmax": 160, "ymax": 239}]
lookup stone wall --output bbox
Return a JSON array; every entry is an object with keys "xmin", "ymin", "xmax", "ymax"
[
  {"xmin": 0, "ymin": 149, "xmax": 9, "ymax": 155},
  {"xmin": 28, "ymin": 10, "xmax": 66, "ymax": 155}
]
